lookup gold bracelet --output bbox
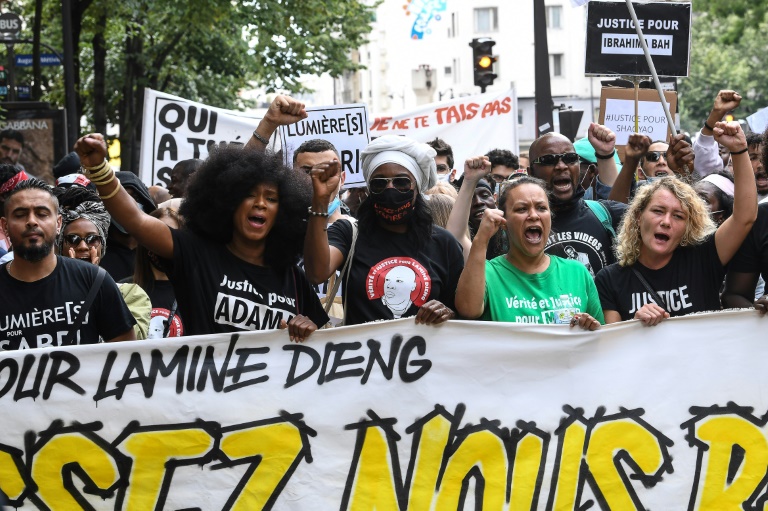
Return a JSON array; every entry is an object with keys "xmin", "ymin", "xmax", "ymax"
[
  {"xmin": 90, "ymin": 169, "xmax": 116, "ymax": 186},
  {"xmin": 99, "ymin": 181, "xmax": 122, "ymax": 200},
  {"xmin": 82, "ymin": 160, "xmax": 108, "ymax": 173},
  {"xmin": 84, "ymin": 163, "xmax": 112, "ymax": 182}
]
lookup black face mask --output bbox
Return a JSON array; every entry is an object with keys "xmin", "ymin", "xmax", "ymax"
[{"xmin": 371, "ymin": 188, "xmax": 416, "ymax": 225}]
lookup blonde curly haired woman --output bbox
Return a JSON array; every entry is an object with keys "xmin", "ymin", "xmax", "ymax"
[{"xmin": 595, "ymin": 122, "xmax": 756, "ymax": 326}]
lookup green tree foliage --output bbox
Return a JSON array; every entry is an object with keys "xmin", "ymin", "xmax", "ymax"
[
  {"xmin": 11, "ymin": 0, "xmax": 376, "ymax": 171},
  {"xmin": 693, "ymin": 0, "xmax": 768, "ymax": 44},
  {"xmin": 679, "ymin": 10, "xmax": 768, "ymax": 132}
]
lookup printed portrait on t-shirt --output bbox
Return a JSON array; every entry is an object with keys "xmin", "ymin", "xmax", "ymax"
[
  {"xmin": 564, "ymin": 245, "xmax": 595, "ymax": 277},
  {"xmin": 148, "ymin": 307, "xmax": 184, "ymax": 338},
  {"xmin": 366, "ymin": 258, "xmax": 431, "ymax": 319}
]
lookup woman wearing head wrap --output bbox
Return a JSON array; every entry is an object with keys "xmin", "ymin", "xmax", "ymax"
[
  {"xmin": 596, "ymin": 122, "xmax": 756, "ymax": 326},
  {"xmin": 303, "ymin": 135, "xmax": 465, "ymax": 326},
  {"xmin": 56, "ymin": 190, "xmax": 151, "ymax": 339},
  {"xmin": 694, "ymin": 171, "xmax": 734, "ymax": 227}
]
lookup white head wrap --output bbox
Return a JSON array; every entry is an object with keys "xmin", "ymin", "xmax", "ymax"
[
  {"xmin": 701, "ymin": 174, "xmax": 735, "ymax": 197},
  {"xmin": 361, "ymin": 135, "xmax": 437, "ymax": 193}
]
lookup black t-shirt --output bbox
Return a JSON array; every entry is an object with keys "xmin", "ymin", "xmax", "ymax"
[
  {"xmin": 595, "ymin": 235, "xmax": 725, "ymax": 320},
  {"xmin": 0, "ymin": 256, "xmax": 135, "ymax": 350},
  {"xmin": 100, "ymin": 241, "xmax": 136, "ymax": 282},
  {"xmin": 328, "ymin": 220, "xmax": 465, "ymax": 325},
  {"xmin": 167, "ymin": 229, "xmax": 328, "ymax": 336},
  {"xmin": 729, "ymin": 202, "xmax": 768, "ymax": 280},
  {"xmin": 545, "ymin": 199, "xmax": 627, "ymax": 277}
]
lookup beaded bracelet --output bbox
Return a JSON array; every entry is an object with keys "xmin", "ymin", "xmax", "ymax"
[
  {"xmin": 252, "ymin": 130, "xmax": 270, "ymax": 145},
  {"xmin": 307, "ymin": 206, "xmax": 329, "ymax": 218}
]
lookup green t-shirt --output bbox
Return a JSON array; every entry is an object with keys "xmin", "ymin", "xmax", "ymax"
[{"xmin": 481, "ymin": 255, "xmax": 605, "ymax": 325}]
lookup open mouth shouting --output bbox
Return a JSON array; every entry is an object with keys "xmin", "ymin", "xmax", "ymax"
[
  {"xmin": 248, "ymin": 213, "xmax": 267, "ymax": 229},
  {"xmin": 524, "ymin": 225, "xmax": 544, "ymax": 244},
  {"xmin": 551, "ymin": 174, "xmax": 573, "ymax": 197},
  {"xmin": 756, "ymin": 172, "xmax": 768, "ymax": 191},
  {"xmin": 653, "ymin": 232, "xmax": 671, "ymax": 246}
]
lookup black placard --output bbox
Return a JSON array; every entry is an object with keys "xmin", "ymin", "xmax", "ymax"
[{"xmin": 585, "ymin": 1, "xmax": 691, "ymax": 77}]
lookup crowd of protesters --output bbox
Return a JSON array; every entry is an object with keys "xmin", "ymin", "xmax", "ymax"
[{"xmin": 2, "ymin": 88, "xmax": 767, "ymax": 349}]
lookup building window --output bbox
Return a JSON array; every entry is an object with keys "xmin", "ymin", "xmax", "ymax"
[
  {"xmin": 550, "ymin": 54, "xmax": 563, "ymax": 77},
  {"xmin": 444, "ymin": 66, "xmax": 452, "ymax": 76},
  {"xmin": 518, "ymin": 109, "xmax": 524, "ymax": 125},
  {"xmin": 474, "ymin": 7, "xmax": 498, "ymax": 33},
  {"xmin": 546, "ymin": 6, "xmax": 562, "ymax": 29}
]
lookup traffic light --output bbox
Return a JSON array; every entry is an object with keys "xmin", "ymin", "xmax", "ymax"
[{"xmin": 470, "ymin": 38, "xmax": 498, "ymax": 92}]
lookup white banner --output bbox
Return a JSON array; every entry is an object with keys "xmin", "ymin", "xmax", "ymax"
[
  {"xmin": 370, "ymin": 89, "xmax": 519, "ymax": 173},
  {"xmin": 139, "ymin": 89, "xmax": 261, "ymax": 188},
  {"xmin": 279, "ymin": 104, "xmax": 370, "ymax": 188},
  {"xmin": 139, "ymin": 89, "xmax": 518, "ymax": 189},
  {"xmin": 2, "ymin": 310, "xmax": 768, "ymax": 509}
]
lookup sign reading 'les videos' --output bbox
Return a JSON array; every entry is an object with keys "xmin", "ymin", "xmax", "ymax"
[{"xmin": 585, "ymin": 1, "xmax": 692, "ymax": 77}]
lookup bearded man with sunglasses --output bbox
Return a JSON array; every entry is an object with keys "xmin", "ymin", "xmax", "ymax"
[
  {"xmin": 528, "ymin": 128, "xmax": 627, "ymax": 276},
  {"xmin": 0, "ymin": 180, "xmax": 135, "ymax": 350}
]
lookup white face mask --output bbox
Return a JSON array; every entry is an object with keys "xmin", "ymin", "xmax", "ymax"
[{"xmin": 437, "ymin": 172, "xmax": 451, "ymax": 183}]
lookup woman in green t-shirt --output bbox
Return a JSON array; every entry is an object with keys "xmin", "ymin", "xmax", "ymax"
[{"xmin": 455, "ymin": 175, "xmax": 603, "ymax": 329}]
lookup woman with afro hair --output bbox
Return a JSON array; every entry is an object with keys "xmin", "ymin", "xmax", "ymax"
[{"xmin": 73, "ymin": 133, "xmax": 328, "ymax": 341}]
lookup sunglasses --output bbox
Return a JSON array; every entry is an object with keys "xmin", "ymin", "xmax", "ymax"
[
  {"xmin": 369, "ymin": 177, "xmax": 414, "ymax": 194},
  {"xmin": 532, "ymin": 152, "xmax": 580, "ymax": 166},
  {"xmin": 645, "ymin": 151, "xmax": 667, "ymax": 162},
  {"xmin": 63, "ymin": 233, "xmax": 103, "ymax": 247}
]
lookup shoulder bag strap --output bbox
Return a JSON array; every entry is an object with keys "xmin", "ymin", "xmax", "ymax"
[
  {"xmin": 585, "ymin": 200, "xmax": 616, "ymax": 238},
  {"xmin": 630, "ymin": 266, "xmax": 667, "ymax": 311},
  {"xmin": 64, "ymin": 267, "xmax": 107, "ymax": 345},
  {"xmin": 324, "ymin": 219, "xmax": 359, "ymax": 318},
  {"xmin": 163, "ymin": 300, "xmax": 178, "ymax": 338}
]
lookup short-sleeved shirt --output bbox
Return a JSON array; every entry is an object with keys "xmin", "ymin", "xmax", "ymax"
[
  {"xmin": 481, "ymin": 255, "xmax": 604, "ymax": 324},
  {"xmin": 327, "ymin": 220, "xmax": 465, "ymax": 326},
  {"xmin": 167, "ymin": 228, "xmax": 328, "ymax": 336},
  {"xmin": 728, "ymin": 202, "xmax": 768, "ymax": 281},
  {"xmin": 595, "ymin": 235, "xmax": 725, "ymax": 321},
  {"xmin": 0, "ymin": 256, "xmax": 135, "ymax": 350},
  {"xmin": 545, "ymin": 198, "xmax": 627, "ymax": 277}
]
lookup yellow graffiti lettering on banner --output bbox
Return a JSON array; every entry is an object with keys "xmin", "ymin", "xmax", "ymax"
[
  {"xmin": 586, "ymin": 419, "xmax": 667, "ymax": 508},
  {"xmin": 406, "ymin": 413, "xmax": 452, "ymax": 509},
  {"xmin": 0, "ymin": 449, "xmax": 25, "ymax": 500},
  {"xmin": 548, "ymin": 418, "xmax": 587, "ymax": 509},
  {"xmin": 509, "ymin": 432, "xmax": 547, "ymax": 510},
  {"xmin": 434, "ymin": 428, "xmax": 508, "ymax": 509},
  {"xmin": 121, "ymin": 427, "xmax": 215, "ymax": 509},
  {"xmin": 693, "ymin": 415, "xmax": 768, "ymax": 509},
  {"xmin": 220, "ymin": 420, "xmax": 307, "ymax": 510},
  {"xmin": 31, "ymin": 433, "xmax": 120, "ymax": 509},
  {"xmin": 346, "ymin": 426, "xmax": 400, "ymax": 510}
]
